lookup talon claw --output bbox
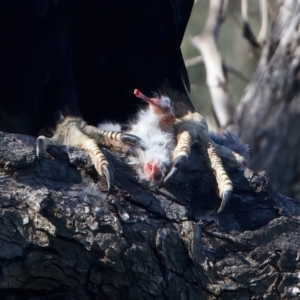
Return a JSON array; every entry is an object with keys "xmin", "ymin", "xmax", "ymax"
[
  {"xmin": 36, "ymin": 138, "xmax": 44, "ymax": 159},
  {"xmin": 121, "ymin": 134, "xmax": 147, "ymax": 150},
  {"xmin": 217, "ymin": 189, "xmax": 232, "ymax": 213},
  {"xmin": 173, "ymin": 155, "xmax": 187, "ymax": 167},
  {"xmin": 102, "ymin": 164, "xmax": 114, "ymax": 195},
  {"xmin": 163, "ymin": 166, "xmax": 178, "ymax": 183},
  {"xmin": 163, "ymin": 155, "xmax": 187, "ymax": 183}
]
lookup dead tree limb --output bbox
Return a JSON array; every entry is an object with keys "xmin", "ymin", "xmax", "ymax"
[
  {"xmin": 236, "ymin": 0, "xmax": 300, "ymax": 199},
  {"xmin": 241, "ymin": 0, "xmax": 261, "ymax": 48},
  {"xmin": 185, "ymin": 55, "xmax": 203, "ymax": 68},
  {"xmin": 1, "ymin": 131, "xmax": 300, "ymax": 299},
  {"xmin": 191, "ymin": 0, "xmax": 235, "ymax": 129},
  {"xmin": 185, "ymin": 56, "xmax": 249, "ymax": 83},
  {"xmin": 257, "ymin": 0, "xmax": 269, "ymax": 45}
]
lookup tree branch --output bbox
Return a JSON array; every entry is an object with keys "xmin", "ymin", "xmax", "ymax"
[
  {"xmin": 0, "ymin": 131, "xmax": 299, "ymax": 298},
  {"xmin": 257, "ymin": 0, "xmax": 269, "ymax": 45},
  {"xmin": 184, "ymin": 55, "xmax": 203, "ymax": 68},
  {"xmin": 241, "ymin": 0, "xmax": 261, "ymax": 48},
  {"xmin": 191, "ymin": 0, "xmax": 235, "ymax": 129}
]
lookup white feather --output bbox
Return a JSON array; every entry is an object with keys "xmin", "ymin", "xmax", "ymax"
[
  {"xmin": 127, "ymin": 104, "xmax": 175, "ymax": 181},
  {"xmin": 98, "ymin": 95, "xmax": 175, "ymax": 182},
  {"xmin": 98, "ymin": 122, "xmax": 121, "ymax": 132}
]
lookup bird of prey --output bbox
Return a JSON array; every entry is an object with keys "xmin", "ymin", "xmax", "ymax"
[{"xmin": 0, "ymin": 0, "xmax": 237, "ymax": 212}]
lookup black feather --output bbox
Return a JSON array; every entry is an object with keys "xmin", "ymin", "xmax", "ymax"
[
  {"xmin": 210, "ymin": 131, "xmax": 250, "ymax": 163},
  {"xmin": 0, "ymin": 0, "xmax": 195, "ymax": 134}
]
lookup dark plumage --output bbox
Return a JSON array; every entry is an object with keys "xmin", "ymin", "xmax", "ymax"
[
  {"xmin": 210, "ymin": 131, "xmax": 250, "ymax": 164},
  {"xmin": 0, "ymin": 0, "xmax": 194, "ymax": 134},
  {"xmin": 0, "ymin": 1, "xmax": 241, "ymax": 212}
]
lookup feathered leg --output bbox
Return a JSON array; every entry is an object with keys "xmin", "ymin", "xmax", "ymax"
[
  {"xmin": 165, "ymin": 112, "xmax": 234, "ymax": 213},
  {"xmin": 36, "ymin": 116, "xmax": 145, "ymax": 193}
]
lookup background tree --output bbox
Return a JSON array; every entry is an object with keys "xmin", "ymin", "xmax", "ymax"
[
  {"xmin": 183, "ymin": 0, "xmax": 300, "ymax": 199},
  {"xmin": 236, "ymin": 0, "xmax": 300, "ymax": 199}
]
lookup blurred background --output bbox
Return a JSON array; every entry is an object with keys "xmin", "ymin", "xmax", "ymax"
[
  {"xmin": 179, "ymin": 1, "xmax": 300, "ymax": 199},
  {"xmin": 181, "ymin": 0, "xmax": 276, "ymax": 129}
]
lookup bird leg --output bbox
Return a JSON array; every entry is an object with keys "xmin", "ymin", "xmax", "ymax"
[
  {"xmin": 165, "ymin": 111, "xmax": 234, "ymax": 213},
  {"xmin": 132, "ymin": 89, "xmax": 239, "ymax": 203},
  {"xmin": 36, "ymin": 116, "xmax": 145, "ymax": 193}
]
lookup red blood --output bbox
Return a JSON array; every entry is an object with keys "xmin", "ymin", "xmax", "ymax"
[
  {"xmin": 144, "ymin": 162, "xmax": 160, "ymax": 181},
  {"xmin": 134, "ymin": 89, "xmax": 151, "ymax": 102},
  {"xmin": 133, "ymin": 89, "xmax": 141, "ymax": 97},
  {"xmin": 134, "ymin": 89, "xmax": 169, "ymax": 116}
]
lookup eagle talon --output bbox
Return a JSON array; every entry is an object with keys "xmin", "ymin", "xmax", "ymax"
[
  {"xmin": 36, "ymin": 136, "xmax": 56, "ymax": 159},
  {"xmin": 121, "ymin": 134, "xmax": 148, "ymax": 151},
  {"xmin": 102, "ymin": 164, "xmax": 114, "ymax": 195},
  {"xmin": 163, "ymin": 155, "xmax": 187, "ymax": 183},
  {"xmin": 217, "ymin": 189, "xmax": 232, "ymax": 213},
  {"xmin": 36, "ymin": 138, "xmax": 44, "ymax": 159}
]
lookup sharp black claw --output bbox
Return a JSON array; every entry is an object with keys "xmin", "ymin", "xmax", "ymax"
[
  {"xmin": 102, "ymin": 164, "xmax": 114, "ymax": 195},
  {"xmin": 217, "ymin": 189, "xmax": 232, "ymax": 213},
  {"xmin": 121, "ymin": 134, "xmax": 147, "ymax": 150},
  {"xmin": 163, "ymin": 166, "xmax": 177, "ymax": 184},
  {"xmin": 163, "ymin": 155, "xmax": 187, "ymax": 184},
  {"xmin": 36, "ymin": 138, "xmax": 44, "ymax": 159}
]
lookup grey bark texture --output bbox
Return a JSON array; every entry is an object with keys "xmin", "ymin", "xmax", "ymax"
[
  {"xmin": 236, "ymin": 0, "xmax": 300, "ymax": 199},
  {"xmin": 1, "ymin": 131, "xmax": 300, "ymax": 300},
  {"xmin": 2, "ymin": 2, "xmax": 300, "ymax": 298}
]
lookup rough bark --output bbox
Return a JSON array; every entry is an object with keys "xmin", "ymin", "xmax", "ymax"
[
  {"xmin": 1, "ymin": 131, "xmax": 300, "ymax": 299},
  {"xmin": 236, "ymin": 0, "xmax": 300, "ymax": 199}
]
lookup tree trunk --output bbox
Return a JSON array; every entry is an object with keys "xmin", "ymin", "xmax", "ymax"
[
  {"xmin": 236, "ymin": 0, "xmax": 300, "ymax": 199},
  {"xmin": 2, "ymin": 2, "xmax": 300, "ymax": 299},
  {"xmin": 1, "ymin": 131, "xmax": 300, "ymax": 300}
]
